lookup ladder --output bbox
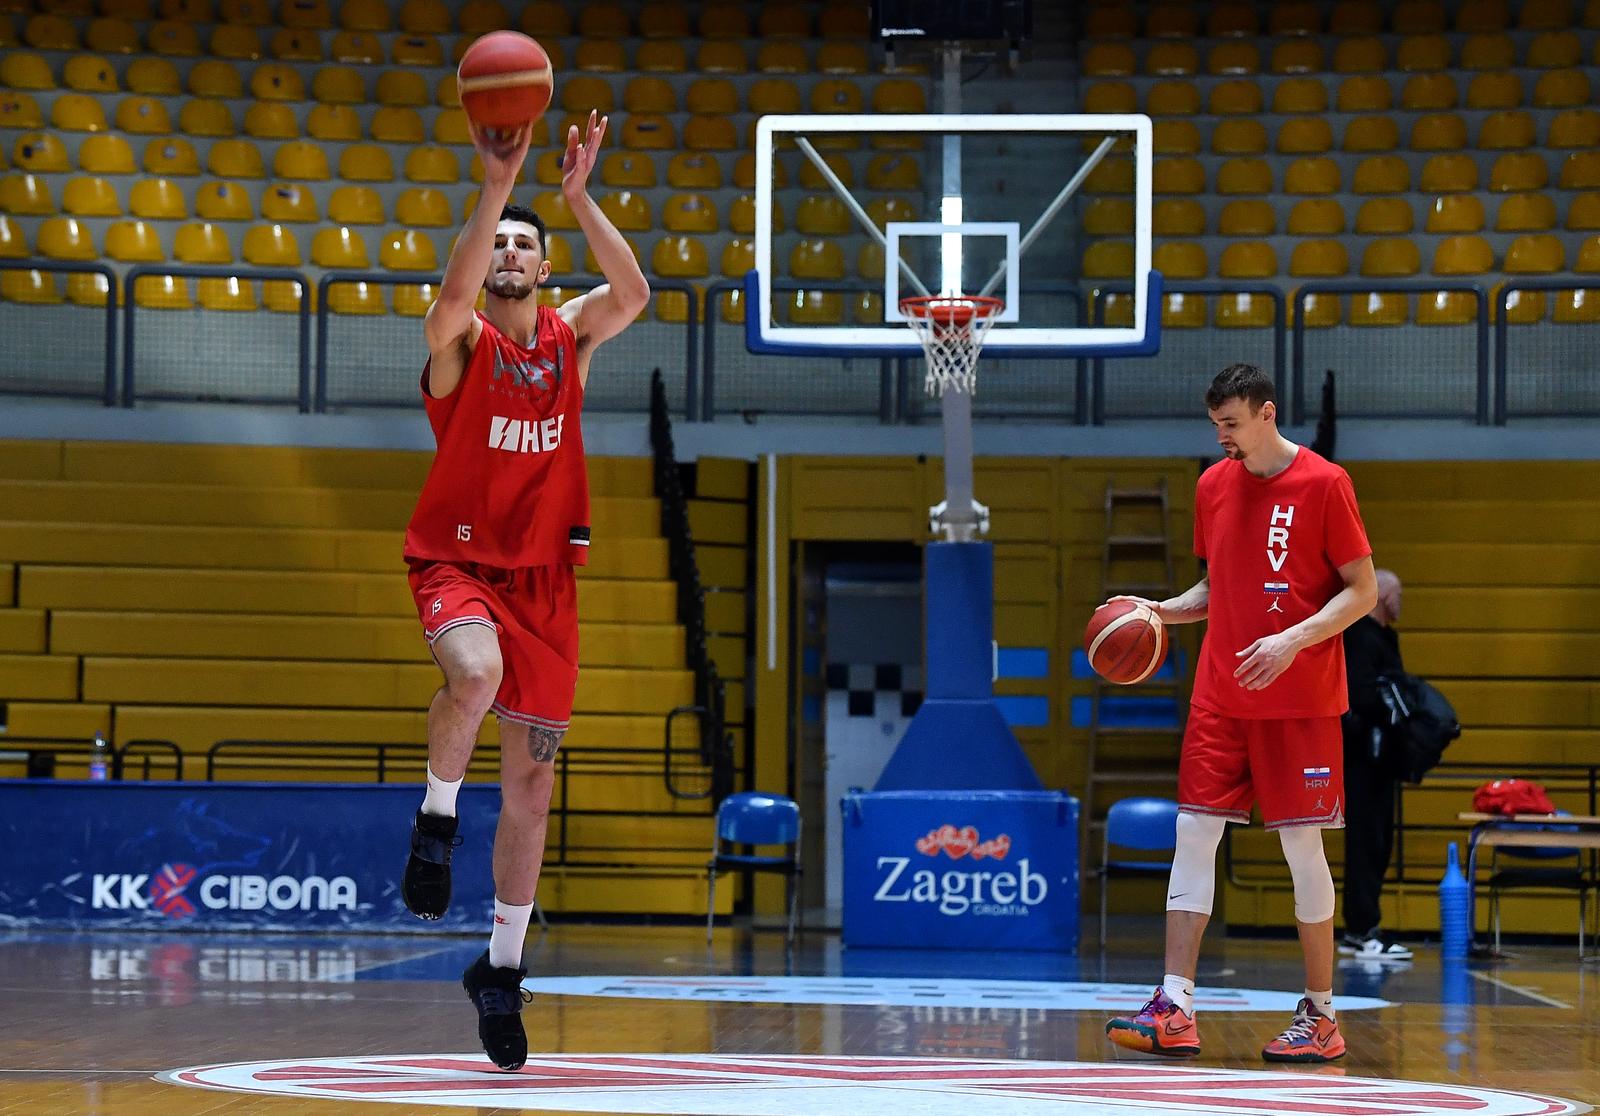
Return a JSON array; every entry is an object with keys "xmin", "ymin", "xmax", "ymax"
[{"xmin": 1084, "ymin": 480, "xmax": 1186, "ymax": 841}]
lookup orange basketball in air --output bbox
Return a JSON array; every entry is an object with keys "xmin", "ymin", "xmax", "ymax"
[
  {"xmin": 1084, "ymin": 601, "xmax": 1169, "ymax": 685},
  {"xmin": 457, "ymin": 31, "xmax": 554, "ymax": 130}
]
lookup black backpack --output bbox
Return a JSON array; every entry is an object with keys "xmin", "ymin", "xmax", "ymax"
[{"xmin": 1376, "ymin": 672, "xmax": 1462, "ymax": 784}]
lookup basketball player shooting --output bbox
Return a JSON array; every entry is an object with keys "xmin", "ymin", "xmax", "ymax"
[
  {"xmin": 1105, "ymin": 363, "xmax": 1377, "ymax": 1064},
  {"xmin": 397, "ymin": 110, "xmax": 650, "ymax": 1071}
]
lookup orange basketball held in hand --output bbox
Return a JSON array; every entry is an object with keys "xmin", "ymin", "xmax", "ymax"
[
  {"xmin": 1084, "ymin": 601, "xmax": 1169, "ymax": 685},
  {"xmin": 457, "ymin": 31, "xmax": 554, "ymax": 130}
]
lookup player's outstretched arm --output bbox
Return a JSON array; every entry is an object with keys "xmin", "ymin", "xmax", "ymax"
[
  {"xmin": 557, "ymin": 111, "xmax": 651, "ymax": 381},
  {"xmin": 1110, "ymin": 574, "xmax": 1209, "ymax": 625},
  {"xmin": 422, "ymin": 121, "xmax": 532, "ymax": 398}
]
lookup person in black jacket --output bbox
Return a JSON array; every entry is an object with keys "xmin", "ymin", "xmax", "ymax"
[{"xmin": 1339, "ymin": 568, "xmax": 1414, "ymax": 961}]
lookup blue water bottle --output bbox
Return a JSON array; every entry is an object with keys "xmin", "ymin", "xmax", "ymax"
[{"xmin": 1439, "ymin": 841, "xmax": 1470, "ymax": 959}]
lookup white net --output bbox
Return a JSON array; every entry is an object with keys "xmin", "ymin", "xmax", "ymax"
[{"xmin": 901, "ymin": 295, "xmax": 1004, "ymax": 397}]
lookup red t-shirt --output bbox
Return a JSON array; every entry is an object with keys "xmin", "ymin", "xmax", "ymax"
[
  {"xmin": 1189, "ymin": 446, "xmax": 1371, "ymax": 719},
  {"xmin": 403, "ymin": 308, "xmax": 590, "ymax": 569}
]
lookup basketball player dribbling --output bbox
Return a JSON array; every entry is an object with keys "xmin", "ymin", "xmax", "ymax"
[
  {"xmin": 398, "ymin": 110, "xmax": 649, "ymax": 1071},
  {"xmin": 1105, "ymin": 363, "xmax": 1378, "ymax": 1063}
]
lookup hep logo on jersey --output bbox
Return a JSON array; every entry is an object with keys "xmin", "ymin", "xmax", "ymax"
[{"xmin": 490, "ymin": 414, "xmax": 565, "ymax": 455}]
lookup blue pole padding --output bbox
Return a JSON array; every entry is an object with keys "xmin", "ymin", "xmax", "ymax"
[{"xmin": 925, "ymin": 541, "xmax": 994, "ymax": 700}]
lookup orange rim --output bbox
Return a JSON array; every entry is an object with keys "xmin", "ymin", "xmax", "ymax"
[{"xmin": 899, "ymin": 294, "xmax": 1004, "ymax": 328}]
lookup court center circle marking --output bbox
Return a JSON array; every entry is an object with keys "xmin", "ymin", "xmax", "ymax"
[
  {"xmin": 518, "ymin": 976, "xmax": 1391, "ymax": 1013},
  {"xmin": 160, "ymin": 1053, "xmax": 1590, "ymax": 1115}
]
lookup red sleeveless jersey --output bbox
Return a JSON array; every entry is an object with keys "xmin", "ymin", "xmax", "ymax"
[{"xmin": 403, "ymin": 307, "xmax": 589, "ymax": 568}]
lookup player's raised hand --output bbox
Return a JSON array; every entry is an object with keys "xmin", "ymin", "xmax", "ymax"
[
  {"xmin": 1234, "ymin": 632, "xmax": 1302, "ymax": 690},
  {"xmin": 562, "ymin": 110, "xmax": 608, "ymax": 202},
  {"xmin": 470, "ymin": 120, "xmax": 532, "ymax": 190}
]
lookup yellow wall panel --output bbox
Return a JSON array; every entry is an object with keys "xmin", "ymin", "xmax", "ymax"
[
  {"xmin": 0, "ymin": 654, "xmax": 78, "ymax": 700},
  {"xmin": 1405, "ymin": 632, "xmax": 1600, "ymax": 679},
  {"xmin": 1403, "ymin": 587, "xmax": 1600, "ymax": 632},
  {"xmin": 1363, "ymin": 501, "xmax": 1600, "ymax": 544},
  {"xmin": 0, "ymin": 441, "xmax": 63, "ymax": 481},
  {"xmin": 688, "ymin": 498, "xmax": 748, "ymax": 545},
  {"xmin": 2, "ymin": 701, "xmax": 109, "ymax": 738},
  {"xmin": 1438, "ymin": 679, "xmax": 1598, "ymax": 727},
  {"xmin": 789, "ymin": 457, "xmax": 926, "ymax": 540},
  {"xmin": 0, "ymin": 608, "xmax": 46, "ymax": 653},
  {"xmin": 696, "ymin": 457, "xmax": 750, "ymax": 500},
  {"xmin": 697, "ymin": 544, "xmax": 747, "ymax": 589},
  {"xmin": 0, "ymin": 563, "xmax": 12, "ymax": 607},
  {"xmin": 1346, "ymin": 460, "xmax": 1600, "ymax": 501}
]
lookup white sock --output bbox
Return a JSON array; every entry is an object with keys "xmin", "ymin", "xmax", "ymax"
[
  {"xmin": 489, "ymin": 898, "xmax": 533, "ymax": 969},
  {"xmin": 421, "ymin": 764, "xmax": 463, "ymax": 817},
  {"xmin": 1162, "ymin": 973, "xmax": 1195, "ymax": 1015},
  {"xmin": 1306, "ymin": 988, "xmax": 1335, "ymax": 1020}
]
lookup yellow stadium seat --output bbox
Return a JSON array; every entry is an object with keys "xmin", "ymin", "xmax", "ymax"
[
  {"xmin": 1083, "ymin": 42, "xmax": 1136, "ymax": 76},
  {"xmin": 599, "ymin": 151, "xmax": 657, "ymax": 189},
  {"xmin": 684, "ymin": 77, "xmax": 737, "ymax": 116},
  {"xmin": 872, "ymin": 79, "xmax": 926, "ymax": 115},
  {"xmin": 811, "ymin": 79, "xmax": 864, "ymax": 116},
  {"xmin": 684, "ymin": 116, "xmax": 736, "ymax": 151},
  {"xmin": 1351, "ymin": 155, "xmax": 1412, "ymax": 194},
  {"xmin": 1491, "ymin": 152, "xmax": 1551, "ymax": 191},
  {"xmin": 337, "ymin": 143, "xmax": 393, "ymax": 183},
  {"xmin": 1285, "ymin": 156, "xmax": 1340, "ymax": 195},
  {"xmin": 143, "ymin": 137, "xmax": 199, "ymax": 175},
  {"xmin": 0, "ymin": 93, "xmax": 43, "ymax": 128},
  {"xmin": 816, "ymin": 42, "xmax": 869, "ymax": 73},
  {"xmin": 1578, "ymin": 236, "xmax": 1600, "ymax": 270},
  {"xmin": 1337, "ymin": 76, "xmax": 1391, "ymax": 114},
  {"xmin": 637, "ymin": 2, "xmax": 687, "ymax": 39},
  {"xmin": 192, "ymin": 275, "xmax": 256, "ymax": 311},
  {"xmin": 24, "ymin": 13, "xmax": 78, "ymax": 48},
  {"xmin": 1208, "ymin": 80, "xmax": 1262, "ymax": 115},
  {"xmin": 269, "ymin": 140, "xmax": 327, "ymax": 181},
  {"xmin": 194, "ymin": 179, "xmax": 252, "ymax": 220},
  {"xmin": 596, "ymin": 190, "xmax": 649, "ymax": 232},
  {"xmin": 1146, "ymin": 42, "xmax": 1198, "ymax": 75},
  {"xmin": 0, "ymin": 215, "xmax": 26, "ymax": 257},
  {"xmin": 1290, "ymin": 239, "xmax": 1350, "ymax": 278},
  {"xmin": 1211, "ymin": 199, "xmax": 1268, "ymax": 236},
  {"xmin": 35, "ymin": 212, "xmax": 95, "ymax": 259},
  {"xmin": 1394, "ymin": 0, "xmax": 1447, "ymax": 30},
  {"xmin": 375, "ymin": 70, "xmax": 425, "ymax": 106},
  {"xmin": 1410, "ymin": 113, "xmax": 1467, "ymax": 151},
  {"xmin": 271, "ymin": 27, "xmax": 321, "ymax": 60},
  {"xmin": 1153, "ymin": 120, "xmax": 1201, "ymax": 155},
  {"xmin": 467, "ymin": 151, "xmax": 523, "ymax": 186},
  {"xmin": 392, "ymin": 0, "xmax": 442, "ymax": 31},
  {"xmin": 129, "ymin": 176, "xmax": 186, "ymax": 218},
  {"xmin": 727, "ymin": 193, "xmax": 782, "ymax": 234},
  {"xmin": 173, "ymin": 219, "xmax": 230, "ymax": 263},
  {"xmin": 721, "ymin": 237, "xmax": 754, "ymax": 282},
  {"xmin": 1270, "ymin": 39, "xmax": 1323, "ymax": 74},
  {"xmin": 1085, "ymin": 5, "xmax": 1135, "ymax": 37},
  {"xmin": 540, "ymin": 232, "xmax": 572, "ymax": 272},
  {"xmin": 338, "ymin": 0, "xmax": 388, "ymax": 28},
  {"xmin": 1207, "ymin": 40, "xmax": 1259, "ymax": 75},
  {"xmin": 1462, "ymin": 72, "xmax": 1520, "ymax": 110},
  {"xmin": 1, "ymin": 269, "xmax": 63, "ymax": 304},
  {"xmin": 116, "ymin": 95, "xmax": 173, "ymax": 135},
  {"xmin": 368, "ymin": 106, "xmax": 423, "ymax": 143},
  {"xmin": 580, "ymin": 233, "xmax": 641, "ymax": 275},
  {"xmin": 311, "ymin": 224, "xmax": 369, "ymax": 268},
  {"xmin": 1332, "ymin": 36, "xmax": 1386, "ymax": 72},
  {"xmin": 1084, "ymin": 81, "xmax": 1137, "ymax": 115},
  {"xmin": 1425, "ymin": 194, "xmax": 1484, "ymax": 232},
  {"xmin": 243, "ymin": 101, "xmax": 296, "ymax": 138},
  {"xmin": 52, "ymin": 93, "xmax": 110, "ymax": 132},
  {"xmin": 1561, "ymin": 151, "xmax": 1600, "ymax": 189},
  {"xmin": 249, "ymin": 62, "xmax": 304, "ymax": 101},
  {"xmin": 148, "ymin": 19, "xmax": 201, "ymax": 54},
  {"xmin": 406, "ymin": 145, "xmax": 460, "ymax": 184},
  {"xmin": 431, "ymin": 107, "xmax": 469, "ymax": 144},
  {"xmin": 561, "ymin": 75, "xmax": 614, "ymax": 115},
  {"xmin": 86, "ymin": 16, "xmax": 140, "ymax": 53},
  {"xmin": 386, "ymin": 280, "xmax": 436, "ymax": 316},
  {"xmin": 1146, "ymin": 80, "xmax": 1201, "ymax": 116},
  {"xmin": 327, "ymin": 185, "xmax": 382, "ymax": 224},
  {"xmin": 1278, "ymin": 118, "xmax": 1332, "ymax": 154},
  {"xmin": 62, "ymin": 268, "xmax": 111, "ymax": 308},
  {"xmin": 1518, "ymin": 0, "xmax": 1570, "ymax": 24},
  {"xmin": 693, "ymin": 41, "xmax": 746, "ymax": 73},
  {"xmin": 1265, "ymin": 0, "xmax": 1318, "ymax": 34},
  {"xmin": 1150, "ymin": 198, "xmax": 1204, "ymax": 236},
  {"xmin": 1527, "ymin": 31, "xmax": 1581, "ymax": 68},
  {"xmin": 104, "ymin": 217, "xmax": 161, "ymax": 261},
  {"xmin": 1479, "ymin": 111, "xmax": 1535, "ymax": 150},
  {"xmin": 783, "ymin": 290, "xmax": 841, "ymax": 325},
  {"xmin": 1460, "ymin": 32, "xmax": 1514, "ymax": 69},
  {"xmin": 1285, "ymin": 198, "xmax": 1345, "ymax": 235},
  {"xmin": 379, "ymin": 228, "xmax": 436, "ymax": 271},
  {"xmin": 260, "ymin": 182, "xmax": 317, "ymax": 222},
  {"xmin": 391, "ymin": 34, "xmax": 442, "ymax": 66},
  {"xmin": 1402, "ymin": 73, "xmax": 1458, "ymax": 110},
  {"xmin": 303, "ymin": 103, "xmax": 358, "ymax": 141},
  {"xmin": 1496, "ymin": 194, "xmax": 1556, "ymax": 233},
  {"xmin": 1530, "ymin": 70, "xmax": 1588, "ymax": 113},
  {"xmin": 1456, "ymin": 0, "xmax": 1510, "ymax": 29},
  {"xmin": 126, "ymin": 57, "xmax": 181, "ymax": 94},
  {"xmin": 788, "ymin": 239, "xmax": 845, "ymax": 279},
  {"xmin": 1204, "ymin": 1, "xmax": 1255, "ymax": 35},
  {"xmin": 1271, "ymin": 78, "xmax": 1327, "ymax": 114},
  {"xmin": 532, "ymin": 190, "xmax": 577, "ymax": 230},
  {"xmin": 1550, "ymin": 109, "xmax": 1600, "ymax": 149},
  {"xmin": 1342, "ymin": 117, "xmax": 1398, "ymax": 153},
  {"xmin": 571, "ymin": 0, "xmax": 625, "ymax": 37},
  {"xmin": 660, "ymin": 193, "xmax": 717, "ymax": 234},
  {"xmin": 454, "ymin": 0, "xmax": 506, "ymax": 32},
  {"xmin": 622, "ymin": 76, "xmax": 675, "ymax": 115},
  {"xmin": 517, "ymin": 0, "xmax": 567, "ymax": 36},
  {"xmin": 621, "ymin": 114, "xmax": 675, "ymax": 151},
  {"xmin": 1567, "ymin": 193, "xmax": 1600, "ymax": 230},
  {"xmin": 1153, "ymin": 241, "xmax": 1207, "ymax": 279},
  {"xmin": 749, "ymin": 79, "xmax": 802, "ymax": 115},
  {"xmin": 188, "ymin": 60, "xmax": 243, "ymax": 98},
  {"xmin": 759, "ymin": 2, "xmax": 808, "ymax": 38},
  {"xmin": 1362, "ymin": 238, "xmax": 1421, "ymax": 277},
  {"xmin": 1217, "ymin": 240, "xmax": 1275, "ymax": 278},
  {"xmin": 78, "ymin": 133, "xmax": 135, "ymax": 173},
  {"xmin": 1330, "ymin": 0, "xmax": 1382, "ymax": 33},
  {"xmin": 323, "ymin": 280, "xmax": 381, "ymax": 314},
  {"xmin": 1418, "ymin": 153, "xmax": 1477, "ymax": 192},
  {"xmin": 13, "ymin": 132, "xmax": 69, "ymax": 173},
  {"xmin": 1212, "ymin": 119, "xmax": 1266, "ymax": 155},
  {"xmin": 532, "ymin": 149, "xmax": 564, "ymax": 186},
  {"xmin": 1397, "ymin": 33, "xmax": 1449, "ymax": 71},
  {"xmin": 328, "ymin": 31, "xmax": 379, "ymax": 63},
  {"xmin": 563, "ymin": 39, "xmax": 620, "ymax": 71},
  {"xmin": 62, "ymin": 175, "xmax": 119, "ymax": 216},
  {"xmin": 1087, "ymin": 198, "xmax": 1136, "ymax": 236},
  {"xmin": 1145, "ymin": 4, "xmax": 1198, "ymax": 36},
  {"xmin": 698, "ymin": 2, "xmax": 746, "ymax": 38},
  {"xmin": 1216, "ymin": 158, "xmax": 1272, "ymax": 195},
  {"xmin": 1555, "ymin": 287, "xmax": 1600, "ymax": 323},
  {"xmin": 793, "ymin": 195, "xmax": 847, "ymax": 236},
  {"xmin": 206, "ymin": 138, "xmax": 263, "ymax": 178},
  {"xmin": 63, "ymin": 54, "xmax": 118, "ymax": 92},
  {"xmin": 1432, "ymin": 234, "xmax": 1493, "ymax": 274},
  {"xmin": 1152, "ymin": 157, "xmax": 1204, "ymax": 194},
  {"xmin": 866, "ymin": 197, "xmax": 917, "ymax": 231},
  {"xmin": 131, "ymin": 274, "xmax": 192, "ymax": 310},
  {"xmin": 797, "ymin": 153, "xmax": 853, "ymax": 189}
]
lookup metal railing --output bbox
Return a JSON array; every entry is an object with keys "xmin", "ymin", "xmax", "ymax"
[
  {"xmin": 0, "ymin": 259, "xmax": 119, "ymax": 405},
  {"xmin": 0, "ymin": 735, "xmax": 179, "ymax": 780}
]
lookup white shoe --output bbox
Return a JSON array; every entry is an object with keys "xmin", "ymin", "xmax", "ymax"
[{"xmin": 1338, "ymin": 933, "xmax": 1413, "ymax": 962}]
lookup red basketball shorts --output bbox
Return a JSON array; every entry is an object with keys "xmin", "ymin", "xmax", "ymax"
[
  {"xmin": 1178, "ymin": 705, "xmax": 1344, "ymax": 830},
  {"xmin": 407, "ymin": 558, "xmax": 579, "ymax": 734}
]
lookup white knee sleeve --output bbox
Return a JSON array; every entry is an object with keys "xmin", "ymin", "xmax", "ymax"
[
  {"xmin": 1166, "ymin": 812, "xmax": 1227, "ymax": 915},
  {"xmin": 1279, "ymin": 826, "xmax": 1336, "ymax": 924}
]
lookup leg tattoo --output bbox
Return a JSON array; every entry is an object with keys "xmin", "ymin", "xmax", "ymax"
[{"xmin": 528, "ymin": 727, "xmax": 565, "ymax": 763}]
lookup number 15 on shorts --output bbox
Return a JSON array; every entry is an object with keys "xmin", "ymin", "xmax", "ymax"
[{"xmin": 456, "ymin": 524, "xmax": 472, "ymax": 541}]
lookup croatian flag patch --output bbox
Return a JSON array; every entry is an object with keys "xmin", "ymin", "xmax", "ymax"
[
  {"xmin": 1264, "ymin": 581, "xmax": 1289, "ymax": 594},
  {"xmin": 1303, "ymin": 766, "xmax": 1332, "ymax": 788}
]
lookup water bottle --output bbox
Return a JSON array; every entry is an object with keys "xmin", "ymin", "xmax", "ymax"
[
  {"xmin": 1439, "ymin": 841, "xmax": 1470, "ymax": 960},
  {"xmin": 88, "ymin": 732, "xmax": 110, "ymax": 782}
]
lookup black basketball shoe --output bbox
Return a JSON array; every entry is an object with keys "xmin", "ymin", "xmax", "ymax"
[
  {"xmin": 462, "ymin": 950, "xmax": 531, "ymax": 1071},
  {"xmin": 402, "ymin": 809, "xmax": 461, "ymax": 920}
]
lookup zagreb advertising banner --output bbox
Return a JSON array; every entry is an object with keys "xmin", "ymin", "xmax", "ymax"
[
  {"xmin": 842, "ymin": 790, "xmax": 1080, "ymax": 952},
  {"xmin": 0, "ymin": 781, "xmax": 500, "ymax": 932}
]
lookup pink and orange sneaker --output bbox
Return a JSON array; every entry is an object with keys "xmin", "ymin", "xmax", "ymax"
[
  {"xmin": 1105, "ymin": 987, "xmax": 1201, "ymax": 1058},
  {"xmin": 1261, "ymin": 998, "xmax": 1346, "ymax": 1063}
]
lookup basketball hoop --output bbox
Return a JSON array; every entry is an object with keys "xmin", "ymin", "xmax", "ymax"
[{"xmin": 900, "ymin": 294, "xmax": 1005, "ymax": 397}]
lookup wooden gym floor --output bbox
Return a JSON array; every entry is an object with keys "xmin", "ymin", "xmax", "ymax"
[{"xmin": 3, "ymin": 924, "xmax": 1598, "ymax": 1114}]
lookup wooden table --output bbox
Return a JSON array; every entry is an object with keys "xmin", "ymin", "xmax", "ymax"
[{"xmin": 1458, "ymin": 811, "xmax": 1600, "ymax": 959}]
